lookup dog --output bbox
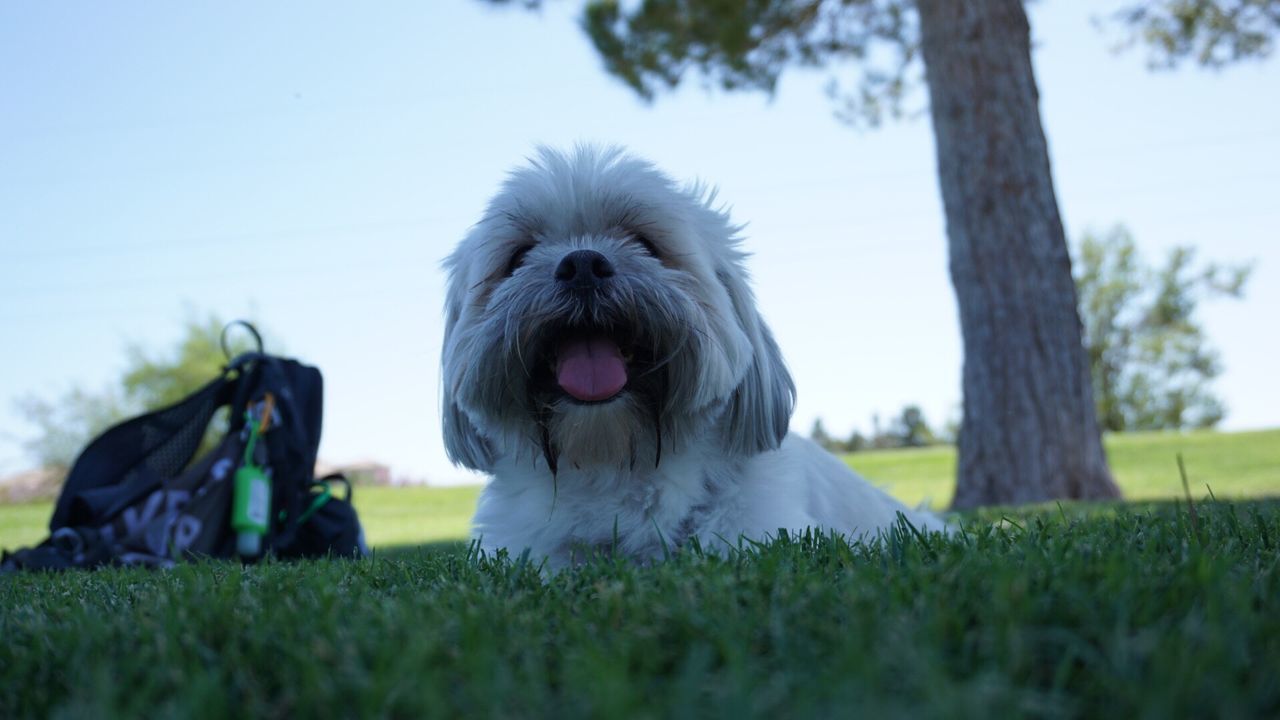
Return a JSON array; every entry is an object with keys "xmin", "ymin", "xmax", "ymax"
[{"xmin": 442, "ymin": 146, "xmax": 947, "ymax": 567}]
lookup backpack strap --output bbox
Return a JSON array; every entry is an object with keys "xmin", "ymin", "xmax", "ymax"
[
  {"xmin": 1, "ymin": 527, "xmax": 114, "ymax": 572},
  {"xmin": 270, "ymin": 473, "xmax": 367, "ymax": 560},
  {"xmin": 50, "ymin": 369, "xmax": 237, "ymax": 531}
]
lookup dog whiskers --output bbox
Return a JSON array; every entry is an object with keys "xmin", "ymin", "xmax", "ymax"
[
  {"xmin": 538, "ymin": 418, "xmax": 559, "ymax": 478},
  {"xmin": 506, "ymin": 306, "xmax": 532, "ymax": 379},
  {"xmin": 652, "ymin": 394, "xmax": 664, "ymax": 468},
  {"xmin": 639, "ymin": 327, "xmax": 692, "ymax": 378}
]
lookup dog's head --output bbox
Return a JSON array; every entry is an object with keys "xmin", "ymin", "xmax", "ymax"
[{"xmin": 442, "ymin": 146, "xmax": 794, "ymax": 473}]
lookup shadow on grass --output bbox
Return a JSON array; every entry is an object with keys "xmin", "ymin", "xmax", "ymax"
[
  {"xmin": 959, "ymin": 495, "xmax": 1280, "ymax": 525},
  {"xmin": 366, "ymin": 539, "xmax": 472, "ymax": 561},
  {"xmin": 362, "ymin": 497, "xmax": 1280, "ymax": 561}
]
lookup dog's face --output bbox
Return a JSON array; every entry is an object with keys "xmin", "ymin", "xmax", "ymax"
[{"xmin": 442, "ymin": 146, "xmax": 794, "ymax": 474}]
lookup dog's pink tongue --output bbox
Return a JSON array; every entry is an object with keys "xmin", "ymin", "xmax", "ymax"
[{"xmin": 555, "ymin": 337, "xmax": 627, "ymax": 402}]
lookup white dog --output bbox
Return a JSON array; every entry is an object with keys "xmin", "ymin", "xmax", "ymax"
[{"xmin": 442, "ymin": 146, "xmax": 946, "ymax": 567}]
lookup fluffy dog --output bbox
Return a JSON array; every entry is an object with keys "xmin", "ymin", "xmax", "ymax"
[{"xmin": 442, "ymin": 146, "xmax": 946, "ymax": 567}]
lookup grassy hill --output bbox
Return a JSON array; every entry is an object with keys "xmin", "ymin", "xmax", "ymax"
[
  {"xmin": 3, "ymin": 429, "xmax": 1277, "ymax": 552},
  {"xmin": 848, "ymin": 428, "xmax": 1280, "ymax": 509}
]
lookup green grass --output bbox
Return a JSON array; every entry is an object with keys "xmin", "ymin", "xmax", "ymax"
[
  {"xmin": 3, "ymin": 429, "xmax": 1277, "ymax": 552},
  {"xmin": 352, "ymin": 485, "xmax": 478, "ymax": 547},
  {"xmin": 847, "ymin": 443, "xmax": 958, "ymax": 509},
  {"xmin": 0, "ymin": 501, "xmax": 57, "ymax": 554},
  {"xmin": 2, "ymin": 430, "xmax": 1279, "ymax": 717},
  {"xmin": 3, "ymin": 502, "xmax": 1279, "ymax": 718},
  {"xmin": 0, "ymin": 484, "xmax": 484, "ymax": 554},
  {"xmin": 850, "ymin": 428, "xmax": 1280, "ymax": 509}
]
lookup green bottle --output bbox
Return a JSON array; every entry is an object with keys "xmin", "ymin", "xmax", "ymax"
[
  {"xmin": 232, "ymin": 464, "xmax": 271, "ymax": 557},
  {"xmin": 232, "ymin": 394, "xmax": 275, "ymax": 558}
]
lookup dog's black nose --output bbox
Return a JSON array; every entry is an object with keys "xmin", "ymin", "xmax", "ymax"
[{"xmin": 555, "ymin": 250, "xmax": 615, "ymax": 290}]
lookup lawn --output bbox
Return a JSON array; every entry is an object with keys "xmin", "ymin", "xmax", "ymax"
[
  {"xmin": 0, "ymin": 483, "xmax": 483, "ymax": 553},
  {"xmin": 848, "ymin": 428, "xmax": 1280, "ymax": 509},
  {"xmin": 3, "ymin": 501, "xmax": 1279, "ymax": 718},
  {"xmin": 2, "ymin": 429, "xmax": 1279, "ymax": 717},
  {"xmin": 2, "ymin": 429, "xmax": 1277, "ymax": 552}
]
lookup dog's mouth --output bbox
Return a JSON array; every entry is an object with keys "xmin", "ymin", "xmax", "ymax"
[
  {"xmin": 552, "ymin": 335, "xmax": 630, "ymax": 403},
  {"xmin": 528, "ymin": 324, "xmax": 673, "ymax": 473},
  {"xmin": 531, "ymin": 324, "xmax": 658, "ymax": 405}
]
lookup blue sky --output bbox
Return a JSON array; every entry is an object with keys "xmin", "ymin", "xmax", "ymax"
[{"xmin": 1, "ymin": 1, "xmax": 1276, "ymax": 484}]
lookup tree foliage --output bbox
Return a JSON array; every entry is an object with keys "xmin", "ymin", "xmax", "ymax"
[
  {"xmin": 892, "ymin": 405, "xmax": 935, "ymax": 447},
  {"xmin": 15, "ymin": 314, "xmax": 266, "ymax": 474},
  {"xmin": 809, "ymin": 417, "xmax": 836, "ymax": 450},
  {"xmin": 485, "ymin": 0, "xmax": 919, "ymax": 126},
  {"xmin": 809, "ymin": 404, "xmax": 939, "ymax": 453},
  {"xmin": 581, "ymin": 0, "xmax": 919, "ymax": 126},
  {"xmin": 486, "ymin": 0, "xmax": 1279, "ymax": 124},
  {"xmin": 122, "ymin": 315, "xmax": 254, "ymax": 412},
  {"xmin": 1110, "ymin": 0, "xmax": 1280, "ymax": 68},
  {"xmin": 15, "ymin": 387, "xmax": 129, "ymax": 475},
  {"xmin": 1075, "ymin": 226, "xmax": 1251, "ymax": 431}
]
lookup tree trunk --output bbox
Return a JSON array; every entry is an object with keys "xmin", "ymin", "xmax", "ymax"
[{"xmin": 916, "ymin": 0, "xmax": 1121, "ymax": 507}]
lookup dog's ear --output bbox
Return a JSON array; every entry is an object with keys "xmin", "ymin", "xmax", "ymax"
[
  {"xmin": 441, "ymin": 253, "xmax": 494, "ymax": 472},
  {"xmin": 442, "ymin": 395, "xmax": 494, "ymax": 471},
  {"xmin": 716, "ymin": 263, "xmax": 796, "ymax": 456}
]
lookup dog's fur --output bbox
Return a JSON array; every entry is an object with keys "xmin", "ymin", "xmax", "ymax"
[{"xmin": 442, "ymin": 146, "xmax": 946, "ymax": 567}]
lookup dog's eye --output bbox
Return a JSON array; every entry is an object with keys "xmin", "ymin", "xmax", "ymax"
[
  {"xmin": 505, "ymin": 244, "xmax": 535, "ymax": 276},
  {"xmin": 633, "ymin": 234, "xmax": 659, "ymax": 258}
]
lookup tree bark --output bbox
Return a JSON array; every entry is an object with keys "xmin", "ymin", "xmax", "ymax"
[{"xmin": 916, "ymin": 0, "xmax": 1121, "ymax": 507}]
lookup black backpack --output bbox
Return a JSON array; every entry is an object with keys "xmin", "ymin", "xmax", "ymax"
[{"xmin": 2, "ymin": 325, "xmax": 368, "ymax": 571}]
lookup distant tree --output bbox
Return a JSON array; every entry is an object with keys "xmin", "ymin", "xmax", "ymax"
[
  {"xmin": 809, "ymin": 417, "xmax": 837, "ymax": 452},
  {"xmin": 938, "ymin": 409, "xmax": 962, "ymax": 444},
  {"xmin": 15, "ymin": 313, "xmax": 267, "ymax": 479},
  {"xmin": 890, "ymin": 405, "xmax": 936, "ymax": 448},
  {"xmin": 810, "ymin": 405, "xmax": 940, "ymax": 454},
  {"xmin": 122, "ymin": 314, "xmax": 259, "ymax": 411},
  {"xmin": 15, "ymin": 386, "xmax": 129, "ymax": 474},
  {"xmin": 1075, "ymin": 226, "xmax": 1251, "ymax": 431},
  {"xmin": 810, "ymin": 417, "xmax": 870, "ymax": 453},
  {"xmin": 845, "ymin": 429, "xmax": 868, "ymax": 453}
]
